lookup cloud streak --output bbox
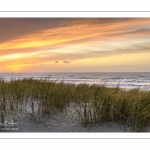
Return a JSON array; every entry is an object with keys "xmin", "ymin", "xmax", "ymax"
[
  {"xmin": 109, "ymin": 65, "xmax": 137, "ymax": 67},
  {"xmin": 63, "ymin": 61, "xmax": 71, "ymax": 63}
]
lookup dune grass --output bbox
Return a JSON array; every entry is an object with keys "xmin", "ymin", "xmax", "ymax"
[{"xmin": 0, "ymin": 78, "xmax": 150, "ymax": 131}]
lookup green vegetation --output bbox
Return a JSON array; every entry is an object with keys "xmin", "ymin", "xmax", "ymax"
[{"xmin": 0, "ymin": 78, "xmax": 150, "ymax": 132}]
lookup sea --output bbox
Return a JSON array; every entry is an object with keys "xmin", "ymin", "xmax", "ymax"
[{"xmin": 0, "ymin": 72, "xmax": 150, "ymax": 90}]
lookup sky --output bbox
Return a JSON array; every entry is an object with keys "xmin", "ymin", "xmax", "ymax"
[{"xmin": 0, "ymin": 18, "xmax": 150, "ymax": 73}]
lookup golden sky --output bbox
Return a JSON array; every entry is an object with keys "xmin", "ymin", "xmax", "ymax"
[{"xmin": 0, "ymin": 18, "xmax": 150, "ymax": 72}]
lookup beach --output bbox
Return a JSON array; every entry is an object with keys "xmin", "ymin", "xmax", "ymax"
[{"xmin": 0, "ymin": 73, "xmax": 150, "ymax": 132}]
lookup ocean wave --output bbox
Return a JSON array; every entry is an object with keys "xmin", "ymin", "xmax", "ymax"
[{"xmin": 1, "ymin": 72, "xmax": 150, "ymax": 90}]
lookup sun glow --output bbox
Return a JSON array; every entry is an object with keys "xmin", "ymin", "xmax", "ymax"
[
  {"xmin": 7, "ymin": 66, "xmax": 20, "ymax": 73},
  {"xmin": 6, "ymin": 61, "xmax": 25, "ymax": 73}
]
